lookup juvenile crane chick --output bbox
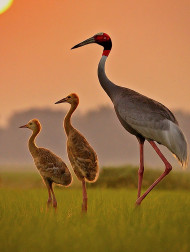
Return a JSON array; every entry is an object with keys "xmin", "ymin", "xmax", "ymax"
[
  {"xmin": 20, "ymin": 119, "xmax": 72, "ymax": 208},
  {"xmin": 55, "ymin": 93, "xmax": 99, "ymax": 212}
]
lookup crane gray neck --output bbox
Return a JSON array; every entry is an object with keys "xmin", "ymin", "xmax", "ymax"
[{"xmin": 98, "ymin": 56, "xmax": 118, "ymax": 101}]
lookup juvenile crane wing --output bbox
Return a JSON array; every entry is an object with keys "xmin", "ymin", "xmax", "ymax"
[
  {"xmin": 67, "ymin": 130, "xmax": 99, "ymax": 182},
  {"xmin": 34, "ymin": 148, "xmax": 72, "ymax": 186}
]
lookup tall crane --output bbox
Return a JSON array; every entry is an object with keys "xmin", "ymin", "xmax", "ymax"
[{"xmin": 71, "ymin": 32, "xmax": 188, "ymax": 205}]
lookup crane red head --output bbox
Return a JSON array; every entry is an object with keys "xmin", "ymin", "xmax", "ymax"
[{"xmin": 71, "ymin": 32, "xmax": 112, "ymax": 56}]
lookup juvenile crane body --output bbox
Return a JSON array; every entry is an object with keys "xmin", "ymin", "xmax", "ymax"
[
  {"xmin": 20, "ymin": 119, "xmax": 72, "ymax": 208},
  {"xmin": 71, "ymin": 32, "xmax": 188, "ymax": 205},
  {"xmin": 55, "ymin": 93, "xmax": 99, "ymax": 212}
]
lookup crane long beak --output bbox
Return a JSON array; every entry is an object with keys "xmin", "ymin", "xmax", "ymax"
[
  {"xmin": 71, "ymin": 36, "xmax": 95, "ymax": 49},
  {"xmin": 55, "ymin": 98, "xmax": 67, "ymax": 104},
  {"xmin": 19, "ymin": 124, "xmax": 28, "ymax": 128}
]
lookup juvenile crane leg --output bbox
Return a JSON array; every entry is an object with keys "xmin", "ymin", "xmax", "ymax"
[
  {"xmin": 47, "ymin": 188, "xmax": 52, "ymax": 207},
  {"xmin": 136, "ymin": 141, "xmax": 172, "ymax": 205},
  {"xmin": 82, "ymin": 178, "xmax": 88, "ymax": 212},
  {"xmin": 44, "ymin": 179, "xmax": 52, "ymax": 207},
  {"xmin": 137, "ymin": 139, "xmax": 145, "ymax": 198},
  {"xmin": 49, "ymin": 183, "xmax": 57, "ymax": 209}
]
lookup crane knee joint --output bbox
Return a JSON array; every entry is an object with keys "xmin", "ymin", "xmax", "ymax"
[{"xmin": 165, "ymin": 164, "xmax": 172, "ymax": 174}]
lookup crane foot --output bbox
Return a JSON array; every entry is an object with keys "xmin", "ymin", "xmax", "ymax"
[
  {"xmin": 135, "ymin": 197, "xmax": 143, "ymax": 206},
  {"xmin": 47, "ymin": 198, "xmax": 52, "ymax": 208},
  {"xmin": 53, "ymin": 200, "xmax": 57, "ymax": 209}
]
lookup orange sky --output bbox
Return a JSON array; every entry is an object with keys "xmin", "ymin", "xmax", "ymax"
[{"xmin": 0, "ymin": 0, "xmax": 190, "ymax": 126}]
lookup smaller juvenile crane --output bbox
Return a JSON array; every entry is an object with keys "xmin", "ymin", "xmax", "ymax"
[
  {"xmin": 55, "ymin": 93, "xmax": 99, "ymax": 212},
  {"xmin": 20, "ymin": 119, "xmax": 72, "ymax": 209}
]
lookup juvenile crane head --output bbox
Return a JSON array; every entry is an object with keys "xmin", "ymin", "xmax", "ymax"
[
  {"xmin": 71, "ymin": 32, "xmax": 112, "ymax": 55},
  {"xmin": 19, "ymin": 119, "xmax": 41, "ymax": 132},
  {"xmin": 55, "ymin": 93, "xmax": 79, "ymax": 105}
]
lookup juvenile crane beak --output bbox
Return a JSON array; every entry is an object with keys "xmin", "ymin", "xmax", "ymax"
[
  {"xmin": 19, "ymin": 124, "xmax": 28, "ymax": 128},
  {"xmin": 71, "ymin": 36, "xmax": 95, "ymax": 49},
  {"xmin": 55, "ymin": 98, "xmax": 67, "ymax": 104}
]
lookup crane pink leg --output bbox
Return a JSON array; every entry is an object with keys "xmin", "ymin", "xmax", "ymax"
[
  {"xmin": 49, "ymin": 184, "xmax": 57, "ymax": 209},
  {"xmin": 136, "ymin": 141, "xmax": 172, "ymax": 205},
  {"xmin": 137, "ymin": 140, "xmax": 144, "ymax": 198},
  {"xmin": 47, "ymin": 188, "xmax": 52, "ymax": 207},
  {"xmin": 82, "ymin": 178, "xmax": 88, "ymax": 212},
  {"xmin": 51, "ymin": 191, "xmax": 57, "ymax": 209},
  {"xmin": 44, "ymin": 179, "xmax": 52, "ymax": 207}
]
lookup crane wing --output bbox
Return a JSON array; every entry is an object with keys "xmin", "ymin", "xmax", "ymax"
[
  {"xmin": 115, "ymin": 91, "xmax": 188, "ymax": 166},
  {"xmin": 34, "ymin": 148, "xmax": 71, "ymax": 185},
  {"xmin": 67, "ymin": 130, "xmax": 99, "ymax": 181},
  {"xmin": 115, "ymin": 89, "xmax": 178, "ymax": 134}
]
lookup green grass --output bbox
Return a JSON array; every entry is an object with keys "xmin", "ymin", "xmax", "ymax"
[
  {"xmin": 0, "ymin": 167, "xmax": 190, "ymax": 252},
  {"xmin": 0, "ymin": 188, "xmax": 190, "ymax": 252}
]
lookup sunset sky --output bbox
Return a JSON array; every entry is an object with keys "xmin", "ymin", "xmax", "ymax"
[{"xmin": 0, "ymin": 0, "xmax": 190, "ymax": 126}]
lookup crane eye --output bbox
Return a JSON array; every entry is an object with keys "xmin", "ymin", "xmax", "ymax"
[
  {"xmin": 67, "ymin": 96, "xmax": 71, "ymax": 98},
  {"xmin": 29, "ymin": 123, "xmax": 32, "ymax": 125}
]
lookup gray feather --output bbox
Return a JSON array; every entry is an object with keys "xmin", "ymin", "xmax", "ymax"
[{"xmin": 98, "ymin": 55, "xmax": 188, "ymax": 167}]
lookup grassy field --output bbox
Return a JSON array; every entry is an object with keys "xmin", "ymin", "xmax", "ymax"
[{"xmin": 0, "ymin": 167, "xmax": 190, "ymax": 252}]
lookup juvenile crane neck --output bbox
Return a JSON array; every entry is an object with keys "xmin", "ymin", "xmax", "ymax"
[
  {"xmin": 64, "ymin": 102, "xmax": 78, "ymax": 136},
  {"xmin": 28, "ymin": 129, "xmax": 40, "ymax": 156},
  {"xmin": 98, "ymin": 55, "xmax": 118, "ymax": 101}
]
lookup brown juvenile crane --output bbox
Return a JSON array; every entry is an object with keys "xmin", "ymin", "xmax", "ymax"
[
  {"xmin": 20, "ymin": 119, "xmax": 72, "ymax": 209},
  {"xmin": 55, "ymin": 93, "xmax": 99, "ymax": 212}
]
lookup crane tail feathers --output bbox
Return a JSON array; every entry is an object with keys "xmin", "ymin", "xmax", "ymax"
[{"xmin": 167, "ymin": 122, "xmax": 189, "ymax": 169}]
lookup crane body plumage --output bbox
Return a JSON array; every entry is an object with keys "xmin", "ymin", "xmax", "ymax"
[
  {"xmin": 32, "ymin": 147, "xmax": 72, "ymax": 186},
  {"xmin": 67, "ymin": 129, "xmax": 99, "ymax": 182},
  {"xmin": 71, "ymin": 32, "xmax": 188, "ymax": 205},
  {"xmin": 55, "ymin": 93, "xmax": 99, "ymax": 212},
  {"xmin": 99, "ymin": 55, "xmax": 188, "ymax": 166},
  {"xmin": 20, "ymin": 119, "xmax": 72, "ymax": 208}
]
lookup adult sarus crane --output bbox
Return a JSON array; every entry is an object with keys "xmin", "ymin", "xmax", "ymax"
[{"xmin": 71, "ymin": 32, "xmax": 188, "ymax": 205}]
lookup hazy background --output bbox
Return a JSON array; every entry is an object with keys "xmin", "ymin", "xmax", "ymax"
[
  {"xmin": 0, "ymin": 0, "xmax": 190, "ymax": 168},
  {"xmin": 1, "ymin": 107, "xmax": 189, "ymax": 169}
]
